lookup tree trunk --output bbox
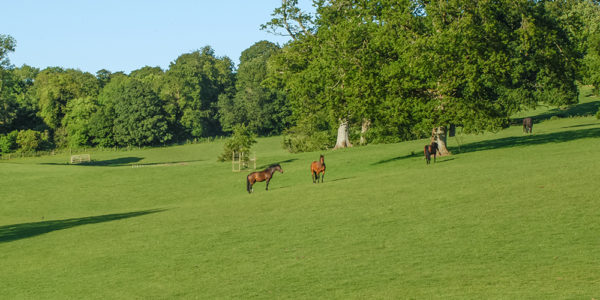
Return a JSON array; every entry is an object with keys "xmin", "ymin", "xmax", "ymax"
[
  {"xmin": 360, "ymin": 118, "xmax": 371, "ymax": 145},
  {"xmin": 432, "ymin": 126, "xmax": 451, "ymax": 156},
  {"xmin": 334, "ymin": 119, "xmax": 352, "ymax": 149}
]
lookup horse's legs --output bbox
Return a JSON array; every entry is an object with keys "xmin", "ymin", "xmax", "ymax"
[
  {"xmin": 266, "ymin": 178, "xmax": 270, "ymax": 190},
  {"xmin": 321, "ymin": 172, "xmax": 324, "ymax": 183},
  {"xmin": 312, "ymin": 171, "xmax": 316, "ymax": 183}
]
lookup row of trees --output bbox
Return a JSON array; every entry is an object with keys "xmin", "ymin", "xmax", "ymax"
[
  {"xmin": 0, "ymin": 42, "xmax": 288, "ymax": 154},
  {"xmin": 264, "ymin": 0, "xmax": 600, "ymax": 154},
  {"xmin": 2, "ymin": 0, "xmax": 600, "ymax": 156}
]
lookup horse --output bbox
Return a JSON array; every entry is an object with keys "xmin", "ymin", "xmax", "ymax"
[
  {"xmin": 246, "ymin": 164, "xmax": 283, "ymax": 193},
  {"xmin": 523, "ymin": 117, "xmax": 533, "ymax": 134},
  {"xmin": 424, "ymin": 142, "xmax": 439, "ymax": 165},
  {"xmin": 311, "ymin": 155, "xmax": 326, "ymax": 183}
]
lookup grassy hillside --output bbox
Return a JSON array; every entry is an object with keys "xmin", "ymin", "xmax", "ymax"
[{"xmin": 1, "ymin": 89, "xmax": 599, "ymax": 298}]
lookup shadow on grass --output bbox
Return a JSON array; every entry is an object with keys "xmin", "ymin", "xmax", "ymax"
[
  {"xmin": 512, "ymin": 100, "xmax": 600, "ymax": 125},
  {"xmin": 436, "ymin": 157, "xmax": 456, "ymax": 163},
  {"xmin": 0, "ymin": 209, "xmax": 166, "ymax": 243},
  {"xmin": 562, "ymin": 122, "xmax": 599, "ymax": 129},
  {"xmin": 372, "ymin": 152, "xmax": 420, "ymax": 165},
  {"xmin": 256, "ymin": 158, "xmax": 298, "ymax": 170},
  {"xmin": 40, "ymin": 157, "xmax": 143, "ymax": 167},
  {"xmin": 450, "ymin": 127, "xmax": 600, "ymax": 154},
  {"xmin": 327, "ymin": 177, "xmax": 355, "ymax": 182},
  {"xmin": 42, "ymin": 158, "xmax": 203, "ymax": 167}
]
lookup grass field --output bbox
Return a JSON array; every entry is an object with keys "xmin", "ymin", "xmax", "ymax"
[{"xmin": 1, "ymin": 89, "xmax": 599, "ymax": 298}]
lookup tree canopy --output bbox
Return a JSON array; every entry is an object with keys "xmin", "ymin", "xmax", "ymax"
[{"xmin": 2, "ymin": 1, "xmax": 599, "ymax": 155}]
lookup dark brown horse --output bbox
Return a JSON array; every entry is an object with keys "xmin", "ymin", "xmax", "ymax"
[
  {"xmin": 246, "ymin": 164, "xmax": 283, "ymax": 193},
  {"xmin": 311, "ymin": 155, "xmax": 326, "ymax": 183},
  {"xmin": 523, "ymin": 117, "xmax": 533, "ymax": 134},
  {"xmin": 424, "ymin": 142, "xmax": 439, "ymax": 165}
]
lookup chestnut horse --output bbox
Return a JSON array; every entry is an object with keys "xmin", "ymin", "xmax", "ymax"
[
  {"xmin": 311, "ymin": 155, "xmax": 326, "ymax": 183},
  {"xmin": 246, "ymin": 164, "xmax": 283, "ymax": 193},
  {"xmin": 424, "ymin": 142, "xmax": 439, "ymax": 165}
]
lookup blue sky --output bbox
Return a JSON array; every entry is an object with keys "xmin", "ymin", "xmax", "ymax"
[{"xmin": 1, "ymin": 0, "xmax": 315, "ymax": 74}]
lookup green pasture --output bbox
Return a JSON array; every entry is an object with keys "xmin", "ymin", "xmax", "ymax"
[{"xmin": 1, "ymin": 91, "xmax": 599, "ymax": 298}]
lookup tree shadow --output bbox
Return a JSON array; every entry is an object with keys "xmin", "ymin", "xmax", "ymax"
[
  {"xmin": 327, "ymin": 177, "xmax": 355, "ymax": 182},
  {"xmin": 42, "ymin": 158, "xmax": 204, "ymax": 167},
  {"xmin": 256, "ymin": 158, "xmax": 298, "ymax": 170},
  {"xmin": 512, "ymin": 100, "xmax": 600, "ymax": 125},
  {"xmin": 372, "ymin": 152, "xmax": 420, "ymax": 165},
  {"xmin": 435, "ymin": 157, "xmax": 456, "ymax": 163},
  {"xmin": 40, "ymin": 157, "xmax": 144, "ymax": 167},
  {"xmin": 450, "ymin": 127, "xmax": 600, "ymax": 154},
  {"xmin": 85, "ymin": 157, "xmax": 144, "ymax": 166},
  {"xmin": 562, "ymin": 123, "xmax": 599, "ymax": 129},
  {"xmin": 129, "ymin": 160, "xmax": 204, "ymax": 167},
  {"xmin": 0, "ymin": 209, "xmax": 166, "ymax": 243}
]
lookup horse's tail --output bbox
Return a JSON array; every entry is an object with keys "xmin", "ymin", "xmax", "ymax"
[{"xmin": 246, "ymin": 175, "xmax": 251, "ymax": 193}]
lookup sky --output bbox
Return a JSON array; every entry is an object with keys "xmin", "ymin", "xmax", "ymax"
[{"xmin": 1, "ymin": 0, "xmax": 315, "ymax": 74}]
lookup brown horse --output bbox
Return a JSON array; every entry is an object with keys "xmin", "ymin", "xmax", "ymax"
[
  {"xmin": 523, "ymin": 117, "xmax": 533, "ymax": 134},
  {"xmin": 246, "ymin": 164, "xmax": 283, "ymax": 193},
  {"xmin": 311, "ymin": 155, "xmax": 326, "ymax": 183},
  {"xmin": 424, "ymin": 142, "xmax": 439, "ymax": 165}
]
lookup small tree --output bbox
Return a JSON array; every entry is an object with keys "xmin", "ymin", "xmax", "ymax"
[
  {"xmin": 16, "ymin": 129, "xmax": 43, "ymax": 152},
  {"xmin": 218, "ymin": 124, "xmax": 256, "ymax": 162},
  {"xmin": 0, "ymin": 131, "xmax": 18, "ymax": 154}
]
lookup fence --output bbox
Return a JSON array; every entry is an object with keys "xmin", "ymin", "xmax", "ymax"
[{"xmin": 232, "ymin": 152, "xmax": 256, "ymax": 172}]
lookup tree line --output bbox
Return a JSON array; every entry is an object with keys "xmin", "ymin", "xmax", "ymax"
[
  {"xmin": 0, "ymin": 43, "xmax": 287, "ymax": 154},
  {"xmin": 1, "ymin": 0, "xmax": 600, "ymax": 156}
]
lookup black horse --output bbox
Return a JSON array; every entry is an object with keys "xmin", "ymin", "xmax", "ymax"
[
  {"xmin": 246, "ymin": 164, "xmax": 283, "ymax": 193},
  {"xmin": 523, "ymin": 117, "xmax": 533, "ymax": 134},
  {"xmin": 424, "ymin": 142, "xmax": 439, "ymax": 165}
]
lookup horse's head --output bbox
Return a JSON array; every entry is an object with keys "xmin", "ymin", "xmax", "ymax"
[
  {"xmin": 273, "ymin": 164, "xmax": 283, "ymax": 173},
  {"xmin": 319, "ymin": 155, "xmax": 324, "ymax": 163}
]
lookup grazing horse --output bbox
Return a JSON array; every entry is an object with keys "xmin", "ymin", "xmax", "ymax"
[
  {"xmin": 523, "ymin": 117, "xmax": 533, "ymax": 134},
  {"xmin": 246, "ymin": 164, "xmax": 283, "ymax": 193},
  {"xmin": 311, "ymin": 155, "xmax": 326, "ymax": 183},
  {"xmin": 424, "ymin": 142, "xmax": 439, "ymax": 165}
]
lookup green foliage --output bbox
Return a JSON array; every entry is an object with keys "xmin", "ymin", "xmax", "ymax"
[
  {"xmin": 112, "ymin": 79, "xmax": 171, "ymax": 147},
  {"xmin": 0, "ymin": 34, "xmax": 15, "ymax": 68},
  {"xmin": 217, "ymin": 124, "xmax": 256, "ymax": 161},
  {"xmin": 267, "ymin": 0, "xmax": 582, "ymax": 146},
  {"xmin": 15, "ymin": 129, "xmax": 46, "ymax": 152},
  {"xmin": 0, "ymin": 130, "xmax": 18, "ymax": 153},
  {"xmin": 95, "ymin": 69, "xmax": 112, "ymax": 89},
  {"xmin": 62, "ymin": 96, "xmax": 99, "ymax": 148},
  {"xmin": 32, "ymin": 68, "xmax": 100, "ymax": 131},
  {"xmin": 87, "ymin": 75, "xmax": 126, "ymax": 148},
  {"xmin": 163, "ymin": 46, "xmax": 235, "ymax": 140},
  {"xmin": 218, "ymin": 41, "xmax": 289, "ymax": 136},
  {"xmin": 281, "ymin": 114, "xmax": 332, "ymax": 153},
  {"xmin": 569, "ymin": 0, "xmax": 600, "ymax": 94}
]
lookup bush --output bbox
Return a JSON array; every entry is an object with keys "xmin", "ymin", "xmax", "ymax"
[
  {"xmin": 282, "ymin": 130, "xmax": 331, "ymax": 153},
  {"xmin": 0, "ymin": 130, "xmax": 18, "ymax": 154},
  {"xmin": 282, "ymin": 117, "xmax": 333, "ymax": 153},
  {"xmin": 596, "ymin": 107, "xmax": 600, "ymax": 120},
  {"xmin": 16, "ymin": 129, "xmax": 45, "ymax": 152},
  {"xmin": 218, "ymin": 124, "xmax": 257, "ymax": 161}
]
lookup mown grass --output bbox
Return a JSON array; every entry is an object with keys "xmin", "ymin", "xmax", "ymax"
[{"xmin": 1, "ymin": 89, "xmax": 599, "ymax": 298}]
